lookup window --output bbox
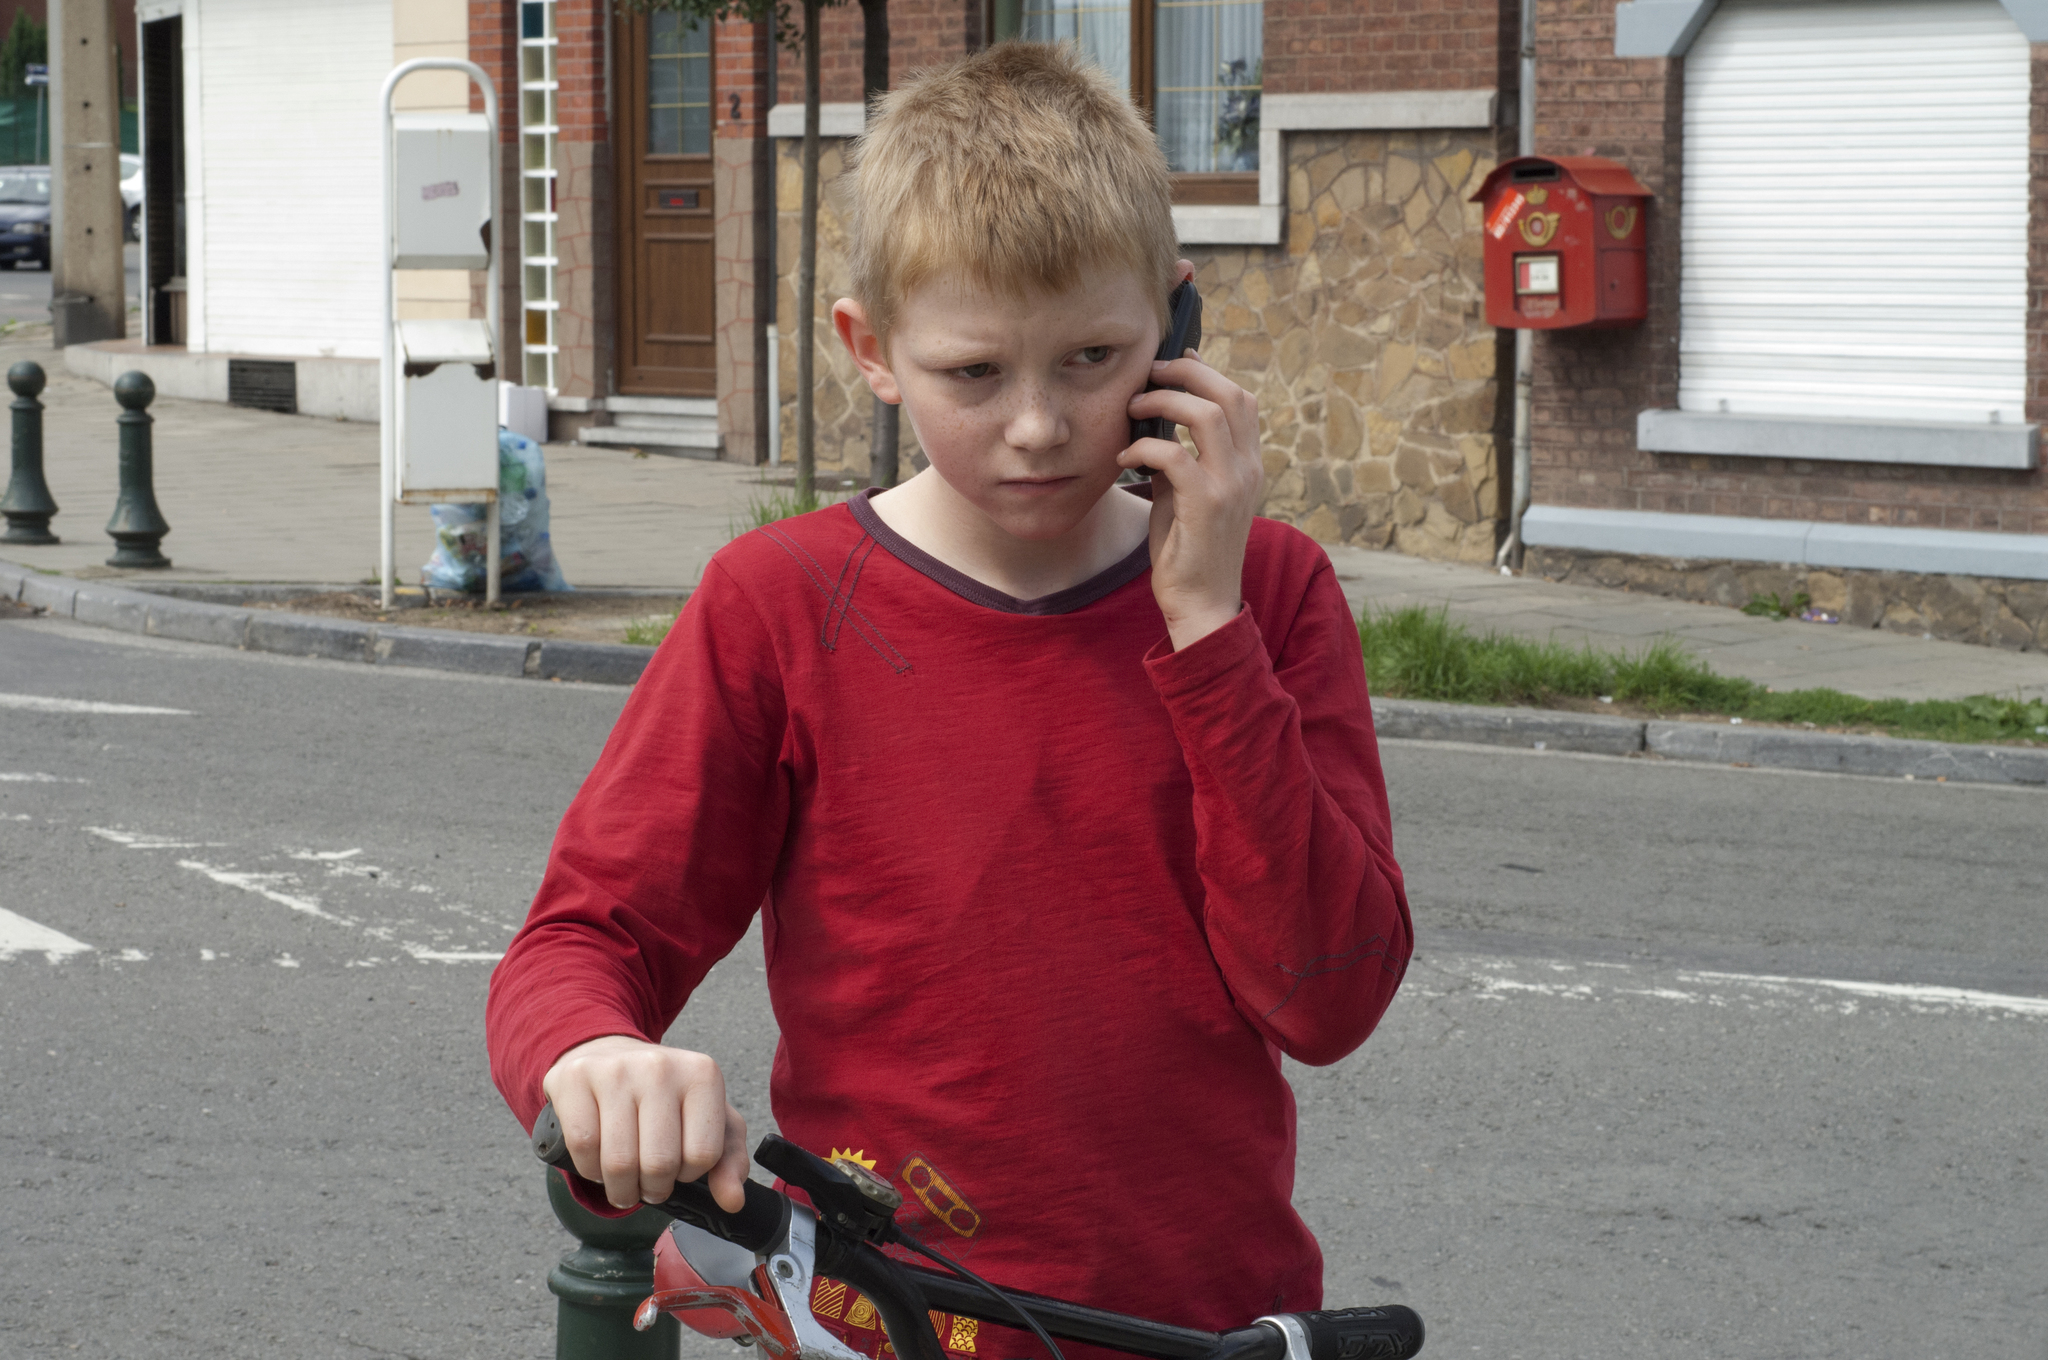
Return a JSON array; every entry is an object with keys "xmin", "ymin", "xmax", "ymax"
[
  {"xmin": 0, "ymin": 172, "xmax": 50, "ymax": 204},
  {"xmin": 518, "ymin": 0, "xmax": 560, "ymax": 392},
  {"xmin": 995, "ymin": 0, "xmax": 1262, "ymax": 202},
  {"xmin": 647, "ymin": 13, "xmax": 712, "ymax": 156}
]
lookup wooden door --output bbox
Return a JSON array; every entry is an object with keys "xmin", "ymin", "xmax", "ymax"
[{"xmin": 617, "ymin": 12, "xmax": 716, "ymax": 396}]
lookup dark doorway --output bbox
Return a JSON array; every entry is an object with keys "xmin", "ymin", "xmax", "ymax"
[{"xmin": 140, "ymin": 14, "xmax": 184, "ymax": 346}]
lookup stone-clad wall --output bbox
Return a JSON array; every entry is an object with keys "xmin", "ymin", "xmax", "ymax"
[
  {"xmin": 1197, "ymin": 129, "xmax": 1505, "ymax": 563},
  {"xmin": 1527, "ymin": 547, "xmax": 2048, "ymax": 652},
  {"xmin": 773, "ymin": 128, "xmax": 1507, "ymax": 562}
]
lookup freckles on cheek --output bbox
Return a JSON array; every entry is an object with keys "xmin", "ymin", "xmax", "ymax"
[{"xmin": 917, "ymin": 409, "xmax": 974, "ymax": 449}]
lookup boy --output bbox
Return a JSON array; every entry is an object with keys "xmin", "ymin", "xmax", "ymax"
[{"xmin": 487, "ymin": 40, "xmax": 1411, "ymax": 1353}]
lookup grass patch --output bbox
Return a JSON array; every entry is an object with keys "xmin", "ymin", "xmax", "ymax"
[
  {"xmin": 1360, "ymin": 605, "xmax": 2048, "ymax": 746},
  {"xmin": 623, "ymin": 608, "xmax": 681, "ymax": 648},
  {"xmin": 729, "ymin": 484, "xmax": 845, "ymax": 540},
  {"xmin": 1741, "ymin": 590, "xmax": 1810, "ymax": 620}
]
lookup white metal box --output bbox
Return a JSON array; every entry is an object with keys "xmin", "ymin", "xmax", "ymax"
[
  {"xmin": 498, "ymin": 381, "xmax": 549, "ymax": 443},
  {"xmin": 392, "ymin": 113, "xmax": 492, "ymax": 270},
  {"xmin": 397, "ymin": 318, "xmax": 498, "ymax": 500}
]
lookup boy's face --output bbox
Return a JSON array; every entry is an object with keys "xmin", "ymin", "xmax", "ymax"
[{"xmin": 838, "ymin": 268, "xmax": 1164, "ymax": 542}]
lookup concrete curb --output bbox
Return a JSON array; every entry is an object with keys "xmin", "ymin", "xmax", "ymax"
[
  {"xmin": 1642, "ymin": 720, "xmax": 2048, "ymax": 785},
  {"xmin": 1, "ymin": 560, "xmax": 655, "ymax": 688},
  {"xmin": 1372, "ymin": 698, "xmax": 1645, "ymax": 756},
  {"xmin": 8, "ymin": 560, "xmax": 2044, "ymax": 787},
  {"xmin": 125, "ymin": 581, "xmax": 692, "ymax": 607},
  {"xmin": 1370, "ymin": 698, "xmax": 2047, "ymax": 787}
]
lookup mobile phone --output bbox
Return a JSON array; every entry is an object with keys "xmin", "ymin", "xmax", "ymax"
[{"xmin": 1130, "ymin": 279, "xmax": 1203, "ymax": 445}]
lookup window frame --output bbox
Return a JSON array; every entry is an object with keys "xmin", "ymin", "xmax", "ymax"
[{"xmin": 996, "ymin": 0, "xmax": 1262, "ymax": 204}]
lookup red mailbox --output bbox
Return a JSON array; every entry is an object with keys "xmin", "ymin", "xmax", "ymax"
[{"xmin": 1471, "ymin": 155, "xmax": 1651, "ymax": 330}]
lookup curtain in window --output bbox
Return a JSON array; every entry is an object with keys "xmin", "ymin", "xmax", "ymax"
[
  {"xmin": 649, "ymin": 12, "xmax": 711, "ymax": 156},
  {"xmin": 1021, "ymin": 0, "xmax": 1132, "ymax": 92},
  {"xmin": 1155, "ymin": 0, "xmax": 1261, "ymax": 173}
]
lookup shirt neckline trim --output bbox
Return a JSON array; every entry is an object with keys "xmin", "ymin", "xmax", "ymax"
[{"xmin": 846, "ymin": 487, "xmax": 1152, "ymax": 616}]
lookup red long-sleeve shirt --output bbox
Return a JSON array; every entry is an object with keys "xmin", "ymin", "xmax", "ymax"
[{"xmin": 487, "ymin": 492, "xmax": 1411, "ymax": 1342}]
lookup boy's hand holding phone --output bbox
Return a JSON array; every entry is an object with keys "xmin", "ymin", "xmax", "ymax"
[
  {"xmin": 540, "ymin": 1034, "xmax": 752, "ymax": 1212},
  {"xmin": 1120, "ymin": 294, "xmax": 1263, "ymax": 653}
]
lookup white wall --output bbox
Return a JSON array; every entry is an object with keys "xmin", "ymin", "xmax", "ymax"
[
  {"xmin": 187, "ymin": 0, "xmax": 393, "ymax": 359},
  {"xmin": 392, "ymin": 0, "xmax": 472, "ymax": 321}
]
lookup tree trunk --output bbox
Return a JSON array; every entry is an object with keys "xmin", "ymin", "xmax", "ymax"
[
  {"xmin": 795, "ymin": 0, "xmax": 821, "ymax": 503},
  {"xmin": 861, "ymin": 0, "xmax": 899, "ymax": 490}
]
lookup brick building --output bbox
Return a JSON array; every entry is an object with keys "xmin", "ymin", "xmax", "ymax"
[
  {"xmin": 466, "ymin": 0, "xmax": 2048, "ymax": 646},
  {"xmin": 468, "ymin": 0, "xmax": 1519, "ymax": 564},
  {"xmin": 1519, "ymin": 0, "xmax": 2048, "ymax": 647}
]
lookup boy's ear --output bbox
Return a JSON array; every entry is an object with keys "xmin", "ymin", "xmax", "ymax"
[{"xmin": 831, "ymin": 299, "xmax": 902, "ymax": 406}]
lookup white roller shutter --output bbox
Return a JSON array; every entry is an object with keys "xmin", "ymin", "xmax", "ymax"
[
  {"xmin": 192, "ymin": 0, "xmax": 392, "ymax": 359},
  {"xmin": 1679, "ymin": 0, "xmax": 2030, "ymax": 425}
]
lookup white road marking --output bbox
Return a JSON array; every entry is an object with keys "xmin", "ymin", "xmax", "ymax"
[
  {"xmin": 0, "ymin": 772, "xmax": 84, "ymax": 783},
  {"xmin": 116, "ymin": 948, "xmax": 148, "ymax": 962},
  {"xmin": 0, "ymin": 693, "xmax": 192, "ymax": 715},
  {"xmin": 88, "ymin": 827, "xmax": 226, "ymax": 850},
  {"xmin": 64, "ymin": 830, "xmax": 509, "ymax": 967},
  {"xmin": 1432, "ymin": 956, "xmax": 2048, "ymax": 1022},
  {"xmin": 176, "ymin": 860, "xmax": 352, "ymax": 925},
  {"xmin": 1683, "ymin": 970, "xmax": 2048, "ymax": 1019},
  {"xmin": 402, "ymin": 943, "xmax": 504, "ymax": 964},
  {"xmin": 200, "ymin": 949, "xmax": 217, "ymax": 961},
  {"xmin": 0, "ymin": 907, "xmax": 93, "ymax": 962}
]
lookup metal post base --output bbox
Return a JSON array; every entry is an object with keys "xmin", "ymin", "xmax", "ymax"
[{"xmin": 544, "ymin": 1171, "xmax": 677, "ymax": 1360}]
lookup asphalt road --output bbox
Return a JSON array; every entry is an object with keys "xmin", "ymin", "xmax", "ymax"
[
  {"xmin": 0, "ymin": 242, "xmax": 144, "ymax": 324},
  {"xmin": 2, "ymin": 610, "xmax": 2043, "ymax": 1360}
]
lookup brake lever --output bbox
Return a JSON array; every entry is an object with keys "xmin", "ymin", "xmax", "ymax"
[{"xmin": 753, "ymin": 1133, "xmax": 904, "ymax": 1245}]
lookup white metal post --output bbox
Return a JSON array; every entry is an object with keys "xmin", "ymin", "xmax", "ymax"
[
  {"xmin": 380, "ymin": 59, "xmax": 500, "ymax": 611},
  {"xmin": 766, "ymin": 324, "xmax": 781, "ymax": 466},
  {"xmin": 485, "ymin": 499, "xmax": 501, "ymax": 607},
  {"xmin": 1496, "ymin": 0, "xmax": 1538, "ymax": 572}
]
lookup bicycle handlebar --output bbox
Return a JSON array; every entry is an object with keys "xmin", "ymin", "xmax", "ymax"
[
  {"xmin": 531, "ymin": 1099, "xmax": 791, "ymax": 1252},
  {"xmin": 529, "ymin": 1101, "xmax": 1423, "ymax": 1360}
]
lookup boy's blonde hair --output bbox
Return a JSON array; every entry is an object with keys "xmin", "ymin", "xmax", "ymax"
[{"xmin": 846, "ymin": 42, "xmax": 1180, "ymax": 343}]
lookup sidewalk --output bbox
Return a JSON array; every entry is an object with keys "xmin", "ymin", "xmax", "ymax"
[
  {"xmin": 1321, "ymin": 545, "xmax": 2048, "ymax": 704},
  {"xmin": 9, "ymin": 324, "xmax": 2047, "ymax": 704},
  {"xmin": 3, "ymin": 327, "xmax": 757, "ymax": 592}
]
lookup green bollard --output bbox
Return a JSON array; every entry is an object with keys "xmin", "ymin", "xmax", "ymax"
[
  {"xmin": 545, "ymin": 1169, "xmax": 680, "ymax": 1360},
  {"xmin": 104, "ymin": 371, "xmax": 170, "ymax": 568},
  {"xmin": 0, "ymin": 360, "xmax": 57, "ymax": 544}
]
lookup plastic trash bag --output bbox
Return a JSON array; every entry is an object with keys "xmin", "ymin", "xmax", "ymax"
[{"xmin": 420, "ymin": 429, "xmax": 572, "ymax": 593}]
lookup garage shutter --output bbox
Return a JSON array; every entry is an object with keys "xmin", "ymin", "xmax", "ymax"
[
  {"xmin": 1679, "ymin": 0, "xmax": 2030, "ymax": 425},
  {"xmin": 194, "ymin": 0, "xmax": 392, "ymax": 359}
]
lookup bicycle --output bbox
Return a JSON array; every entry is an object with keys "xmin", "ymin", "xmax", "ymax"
[{"xmin": 531, "ymin": 1103, "xmax": 1425, "ymax": 1360}]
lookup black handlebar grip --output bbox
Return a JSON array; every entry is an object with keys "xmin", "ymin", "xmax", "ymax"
[
  {"xmin": 1294, "ymin": 1307, "xmax": 1425, "ymax": 1360},
  {"xmin": 530, "ymin": 1100, "xmax": 788, "ymax": 1253}
]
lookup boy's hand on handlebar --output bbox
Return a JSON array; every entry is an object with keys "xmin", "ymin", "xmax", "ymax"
[{"xmin": 540, "ymin": 1034, "xmax": 750, "ymax": 1213}]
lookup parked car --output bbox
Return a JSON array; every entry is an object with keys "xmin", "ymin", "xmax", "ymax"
[
  {"xmin": 0, "ymin": 167, "xmax": 50, "ymax": 270},
  {"xmin": 120, "ymin": 153, "xmax": 141, "ymax": 241}
]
